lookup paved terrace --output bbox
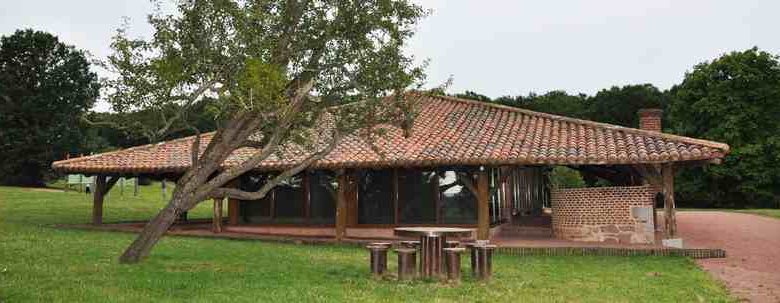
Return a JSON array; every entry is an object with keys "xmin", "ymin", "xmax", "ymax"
[{"xmin": 60, "ymin": 220, "xmax": 724, "ymax": 259}]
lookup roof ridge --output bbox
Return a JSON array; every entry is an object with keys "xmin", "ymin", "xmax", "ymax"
[
  {"xmin": 425, "ymin": 93, "xmax": 730, "ymax": 152},
  {"xmin": 51, "ymin": 132, "xmax": 216, "ymax": 168}
]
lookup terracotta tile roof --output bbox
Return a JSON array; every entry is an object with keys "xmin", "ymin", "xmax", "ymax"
[{"xmin": 52, "ymin": 94, "xmax": 730, "ymax": 175}]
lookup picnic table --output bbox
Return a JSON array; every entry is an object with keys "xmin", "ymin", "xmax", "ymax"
[{"xmin": 393, "ymin": 227, "xmax": 473, "ymax": 278}]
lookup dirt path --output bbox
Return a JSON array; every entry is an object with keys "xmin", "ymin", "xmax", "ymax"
[{"xmin": 678, "ymin": 211, "xmax": 780, "ymax": 302}]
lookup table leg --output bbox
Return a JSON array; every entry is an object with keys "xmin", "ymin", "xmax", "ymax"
[
  {"xmin": 437, "ymin": 235, "xmax": 446, "ymax": 278},
  {"xmin": 419, "ymin": 235, "xmax": 445, "ymax": 279}
]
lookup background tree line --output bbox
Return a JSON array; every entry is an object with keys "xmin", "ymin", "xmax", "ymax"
[
  {"xmin": 0, "ymin": 29, "xmax": 220, "ymax": 186},
  {"xmin": 1, "ymin": 28, "xmax": 778, "ymax": 209},
  {"xmin": 452, "ymin": 48, "xmax": 780, "ymax": 209}
]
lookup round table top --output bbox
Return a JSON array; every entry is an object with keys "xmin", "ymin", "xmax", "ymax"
[{"xmin": 393, "ymin": 227, "xmax": 474, "ymax": 238}]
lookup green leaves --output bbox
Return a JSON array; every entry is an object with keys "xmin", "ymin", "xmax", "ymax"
[
  {"xmin": 102, "ymin": 0, "xmax": 427, "ymax": 143},
  {"xmin": 669, "ymin": 48, "xmax": 780, "ymax": 208},
  {"xmin": 0, "ymin": 29, "xmax": 99, "ymax": 185},
  {"xmin": 233, "ymin": 58, "xmax": 287, "ymax": 112},
  {"xmin": 588, "ymin": 84, "xmax": 667, "ymax": 128}
]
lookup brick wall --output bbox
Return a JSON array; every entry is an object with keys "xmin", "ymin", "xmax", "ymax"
[{"xmin": 551, "ymin": 186, "xmax": 656, "ymax": 244}]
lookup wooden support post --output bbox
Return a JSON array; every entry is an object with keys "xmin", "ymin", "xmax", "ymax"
[
  {"xmin": 346, "ymin": 172, "xmax": 358, "ymax": 227},
  {"xmin": 303, "ymin": 172, "xmax": 311, "ymax": 223},
  {"xmin": 477, "ymin": 169, "xmax": 490, "ymax": 240},
  {"xmin": 228, "ymin": 198, "xmax": 239, "ymax": 225},
  {"xmin": 92, "ymin": 175, "xmax": 119, "ymax": 225},
  {"xmin": 335, "ymin": 171, "xmax": 348, "ymax": 241},
  {"xmin": 212, "ymin": 198, "xmax": 223, "ymax": 233},
  {"xmin": 635, "ymin": 164, "xmax": 663, "ymax": 233},
  {"xmin": 92, "ymin": 175, "xmax": 107, "ymax": 225},
  {"xmin": 662, "ymin": 163, "xmax": 677, "ymax": 238},
  {"xmin": 225, "ymin": 180, "xmax": 240, "ymax": 225}
]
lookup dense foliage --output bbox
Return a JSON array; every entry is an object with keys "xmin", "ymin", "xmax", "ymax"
[
  {"xmin": 496, "ymin": 91, "xmax": 590, "ymax": 119},
  {"xmin": 0, "ymin": 29, "xmax": 100, "ymax": 186},
  {"xmin": 461, "ymin": 85, "xmax": 665, "ymax": 128},
  {"xmin": 588, "ymin": 84, "xmax": 668, "ymax": 127},
  {"xmin": 85, "ymin": 101, "xmax": 219, "ymax": 149},
  {"xmin": 549, "ymin": 166, "xmax": 586, "ymax": 189},
  {"xmin": 668, "ymin": 48, "xmax": 780, "ymax": 208},
  {"xmin": 454, "ymin": 48, "xmax": 780, "ymax": 208}
]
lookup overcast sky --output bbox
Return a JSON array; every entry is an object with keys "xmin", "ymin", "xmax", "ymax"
[{"xmin": 3, "ymin": 0, "xmax": 780, "ymax": 108}]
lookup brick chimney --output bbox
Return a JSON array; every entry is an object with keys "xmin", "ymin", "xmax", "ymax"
[{"xmin": 638, "ymin": 109, "xmax": 663, "ymax": 132}]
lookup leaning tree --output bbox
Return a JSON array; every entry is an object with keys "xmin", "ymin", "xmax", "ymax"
[{"xmin": 102, "ymin": 0, "xmax": 427, "ymax": 263}]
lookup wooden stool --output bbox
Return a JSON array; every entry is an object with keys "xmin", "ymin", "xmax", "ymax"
[
  {"xmin": 366, "ymin": 244, "xmax": 389, "ymax": 278},
  {"xmin": 395, "ymin": 248, "xmax": 417, "ymax": 280},
  {"xmin": 443, "ymin": 247, "xmax": 465, "ymax": 282},
  {"xmin": 399, "ymin": 240, "xmax": 420, "ymax": 249},
  {"xmin": 474, "ymin": 244, "xmax": 496, "ymax": 280},
  {"xmin": 464, "ymin": 242, "xmax": 478, "ymax": 276},
  {"xmin": 443, "ymin": 241, "xmax": 460, "ymax": 268},
  {"xmin": 372, "ymin": 242, "xmax": 392, "ymax": 249}
]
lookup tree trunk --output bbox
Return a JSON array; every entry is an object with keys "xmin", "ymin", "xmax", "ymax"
[
  {"xmin": 118, "ymin": 192, "xmax": 187, "ymax": 263},
  {"xmin": 116, "ymin": 86, "xmax": 315, "ymax": 263},
  {"xmin": 117, "ymin": 142, "xmax": 238, "ymax": 263},
  {"xmin": 117, "ymin": 114, "xmax": 261, "ymax": 263}
]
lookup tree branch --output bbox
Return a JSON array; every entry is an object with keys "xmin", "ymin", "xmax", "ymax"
[
  {"xmin": 195, "ymin": 73, "xmax": 318, "ymax": 198},
  {"xmin": 209, "ymin": 129, "xmax": 344, "ymax": 200},
  {"xmin": 154, "ymin": 79, "xmax": 219, "ymax": 138},
  {"xmin": 271, "ymin": 0, "xmax": 310, "ymax": 67},
  {"xmin": 189, "ymin": 125, "xmax": 202, "ymax": 168},
  {"xmin": 80, "ymin": 116, "xmax": 135, "ymax": 132},
  {"xmin": 635, "ymin": 164, "xmax": 662, "ymax": 186},
  {"xmin": 457, "ymin": 172, "xmax": 478, "ymax": 198}
]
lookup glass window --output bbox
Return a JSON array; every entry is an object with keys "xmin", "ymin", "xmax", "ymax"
[
  {"xmin": 357, "ymin": 169, "xmax": 394, "ymax": 224},
  {"xmin": 239, "ymin": 174, "xmax": 272, "ymax": 224},
  {"xmin": 439, "ymin": 169, "xmax": 477, "ymax": 224},
  {"xmin": 489, "ymin": 168, "xmax": 501, "ymax": 224},
  {"xmin": 398, "ymin": 169, "xmax": 437, "ymax": 224},
  {"xmin": 273, "ymin": 174, "xmax": 306, "ymax": 223},
  {"xmin": 309, "ymin": 170, "xmax": 337, "ymax": 224}
]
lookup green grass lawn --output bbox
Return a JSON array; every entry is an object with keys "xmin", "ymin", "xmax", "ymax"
[
  {"xmin": 679, "ymin": 208, "xmax": 780, "ymax": 220},
  {"xmin": 0, "ymin": 184, "xmax": 732, "ymax": 302},
  {"xmin": 732, "ymin": 209, "xmax": 780, "ymax": 219}
]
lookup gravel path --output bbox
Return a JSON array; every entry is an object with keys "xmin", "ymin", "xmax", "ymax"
[{"xmin": 678, "ymin": 211, "xmax": 780, "ymax": 302}]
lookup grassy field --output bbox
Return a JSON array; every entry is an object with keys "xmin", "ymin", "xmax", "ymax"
[
  {"xmin": 0, "ymin": 184, "xmax": 732, "ymax": 302},
  {"xmin": 679, "ymin": 208, "xmax": 780, "ymax": 220},
  {"xmin": 733, "ymin": 209, "xmax": 780, "ymax": 219}
]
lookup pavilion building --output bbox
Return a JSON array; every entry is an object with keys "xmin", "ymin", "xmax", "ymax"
[{"xmin": 52, "ymin": 94, "xmax": 729, "ymax": 245}]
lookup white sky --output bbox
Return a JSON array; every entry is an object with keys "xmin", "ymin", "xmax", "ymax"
[{"xmin": 2, "ymin": 0, "xmax": 780, "ymax": 110}]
